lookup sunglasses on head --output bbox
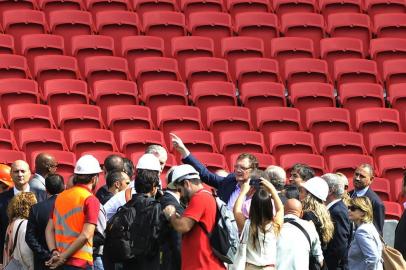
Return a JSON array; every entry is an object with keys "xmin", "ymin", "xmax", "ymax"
[{"xmin": 348, "ymin": 205, "xmax": 362, "ymax": 212}]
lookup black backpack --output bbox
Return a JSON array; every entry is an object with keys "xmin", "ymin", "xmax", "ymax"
[{"xmin": 104, "ymin": 194, "xmax": 162, "ymax": 262}]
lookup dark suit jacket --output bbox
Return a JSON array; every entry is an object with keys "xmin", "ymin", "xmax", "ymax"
[
  {"xmin": 160, "ymin": 191, "xmax": 184, "ymax": 270},
  {"xmin": 325, "ymin": 200, "xmax": 351, "ymax": 270},
  {"xmin": 0, "ymin": 188, "xmax": 47, "ymax": 261},
  {"xmin": 26, "ymin": 195, "xmax": 57, "ymax": 270},
  {"xmin": 350, "ymin": 188, "xmax": 385, "ymax": 235},
  {"xmin": 182, "ymin": 154, "xmax": 237, "ymax": 204},
  {"xmin": 395, "ymin": 209, "xmax": 406, "ymax": 260}
]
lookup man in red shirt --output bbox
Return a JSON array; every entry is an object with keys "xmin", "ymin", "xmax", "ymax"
[{"xmin": 163, "ymin": 164, "xmax": 225, "ymax": 270}]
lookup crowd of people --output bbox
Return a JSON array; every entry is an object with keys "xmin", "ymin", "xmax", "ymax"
[{"xmin": 0, "ymin": 132, "xmax": 404, "ymax": 270}]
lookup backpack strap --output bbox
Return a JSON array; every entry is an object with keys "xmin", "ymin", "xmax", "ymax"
[
  {"xmin": 11, "ymin": 220, "xmax": 24, "ymax": 255},
  {"xmin": 125, "ymin": 188, "xmax": 133, "ymax": 203},
  {"xmin": 288, "ymin": 220, "xmax": 312, "ymax": 249},
  {"xmin": 198, "ymin": 189, "xmax": 217, "ymax": 237}
]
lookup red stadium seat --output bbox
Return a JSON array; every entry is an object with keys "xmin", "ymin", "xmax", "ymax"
[
  {"xmin": 221, "ymin": 37, "xmax": 264, "ymax": 81},
  {"xmin": 383, "ymin": 201, "xmax": 402, "ymax": 220},
  {"xmin": 234, "ymin": 12, "xmax": 278, "ymax": 58},
  {"xmin": 142, "ymin": 80, "xmax": 187, "ymax": 122},
  {"xmin": 226, "ymin": 0, "xmax": 271, "ymax": 19},
  {"xmin": 69, "ymin": 128, "xmax": 118, "ymax": 156},
  {"xmin": 387, "ymin": 83, "xmax": 406, "ymax": 130},
  {"xmin": 269, "ymin": 131, "xmax": 317, "ymax": 162},
  {"xmin": 121, "ymin": 36, "xmax": 164, "ymax": 66},
  {"xmin": 169, "ymin": 130, "xmax": 217, "ymax": 154},
  {"xmin": 142, "ymin": 11, "xmax": 186, "ymax": 56},
  {"xmin": 256, "ymin": 107, "xmax": 301, "ymax": 140},
  {"xmin": 207, "ymin": 106, "xmax": 252, "ymax": 140},
  {"xmin": 133, "ymin": 0, "xmax": 177, "ymax": 18},
  {"xmin": 280, "ymin": 153, "xmax": 326, "ymax": 176},
  {"xmin": 333, "ymin": 59, "xmax": 380, "ymax": 89},
  {"xmin": 320, "ymin": 37, "xmax": 363, "ymax": 76},
  {"xmin": 367, "ymin": 132, "xmax": 406, "ymax": 161},
  {"xmin": 0, "ymin": 0, "xmax": 36, "ymax": 17},
  {"xmin": 327, "ymin": 13, "xmax": 371, "ymax": 57},
  {"xmin": 0, "ymin": 150, "xmax": 26, "ymax": 165},
  {"xmin": 235, "ymin": 58, "xmax": 281, "ymax": 89},
  {"xmin": 33, "ymin": 55, "xmax": 80, "ymax": 89},
  {"xmin": 318, "ymin": 131, "xmax": 366, "ymax": 160},
  {"xmin": 190, "ymin": 152, "xmax": 228, "ymax": 172},
  {"xmin": 240, "ymin": 82, "xmax": 286, "ymax": 121},
  {"xmin": 370, "ymin": 38, "xmax": 406, "ymax": 78},
  {"xmin": 0, "ymin": 55, "xmax": 30, "ymax": 79},
  {"xmin": 71, "ymin": 35, "xmax": 114, "ymax": 75},
  {"xmin": 383, "ymin": 59, "xmax": 406, "ymax": 89},
  {"xmin": 280, "ymin": 13, "xmax": 325, "ymax": 57},
  {"xmin": 31, "ymin": 150, "xmax": 75, "ymax": 182},
  {"xmin": 283, "ymin": 58, "xmax": 329, "ymax": 88},
  {"xmin": 305, "ymin": 107, "xmax": 351, "ymax": 138},
  {"xmin": 327, "ymin": 153, "xmax": 374, "ymax": 180},
  {"xmin": 273, "ymin": 0, "xmax": 317, "ymax": 18},
  {"xmin": 184, "ymin": 57, "xmax": 231, "ymax": 88},
  {"xmin": 38, "ymin": 0, "xmax": 82, "ymax": 18},
  {"xmin": 0, "ymin": 79, "xmax": 39, "ymax": 119},
  {"xmin": 0, "ymin": 34, "xmax": 14, "ymax": 54},
  {"xmin": 119, "ymin": 129, "xmax": 166, "ymax": 156},
  {"xmin": 373, "ymin": 13, "xmax": 406, "ymax": 38},
  {"xmin": 365, "ymin": 0, "xmax": 406, "ymax": 19},
  {"xmin": 180, "ymin": 0, "xmax": 223, "ymax": 20},
  {"xmin": 93, "ymin": 80, "xmax": 138, "ymax": 120},
  {"xmin": 95, "ymin": 11, "xmax": 140, "ymax": 54},
  {"xmin": 18, "ymin": 128, "xmax": 68, "ymax": 159},
  {"xmin": 106, "ymin": 105, "xmax": 153, "ymax": 141},
  {"xmin": 57, "ymin": 104, "xmax": 104, "ymax": 140},
  {"xmin": 370, "ymin": 177, "xmax": 391, "ymax": 201},
  {"xmin": 84, "ymin": 56, "xmax": 130, "ymax": 91},
  {"xmin": 20, "ymin": 34, "xmax": 64, "ymax": 74},
  {"xmin": 229, "ymin": 152, "xmax": 275, "ymax": 171},
  {"xmin": 188, "ymin": 12, "xmax": 232, "ymax": 57},
  {"xmin": 355, "ymin": 108, "xmax": 400, "ymax": 140},
  {"xmin": 43, "ymin": 79, "xmax": 89, "ymax": 119},
  {"xmin": 85, "ymin": 0, "xmax": 130, "ymax": 16},
  {"xmin": 0, "ymin": 129, "xmax": 18, "ymax": 150},
  {"xmin": 319, "ymin": 0, "xmax": 362, "ymax": 17},
  {"xmin": 171, "ymin": 36, "xmax": 214, "ymax": 81},
  {"xmin": 378, "ymin": 154, "xmax": 406, "ymax": 182},
  {"xmin": 49, "ymin": 11, "xmax": 94, "ymax": 54}
]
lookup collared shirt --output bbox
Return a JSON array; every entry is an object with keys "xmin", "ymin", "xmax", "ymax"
[
  {"xmin": 326, "ymin": 199, "xmax": 342, "ymax": 210},
  {"xmin": 33, "ymin": 173, "xmax": 45, "ymax": 187},
  {"xmin": 165, "ymin": 190, "xmax": 180, "ymax": 204},
  {"xmin": 353, "ymin": 187, "xmax": 369, "ymax": 198},
  {"xmin": 227, "ymin": 184, "xmax": 241, "ymax": 210},
  {"xmin": 13, "ymin": 185, "xmax": 30, "ymax": 196},
  {"xmin": 104, "ymin": 187, "xmax": 136, "ymax": 220}
]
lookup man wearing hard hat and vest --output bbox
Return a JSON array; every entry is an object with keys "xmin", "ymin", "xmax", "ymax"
[{"xmin": 45, "ymin": 155, "xmax": 102, "ymax": 270}]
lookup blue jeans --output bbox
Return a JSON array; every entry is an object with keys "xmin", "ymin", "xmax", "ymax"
[{"xmin": 94, "ymin": 256, "xmax": 104, "ymax": 270}]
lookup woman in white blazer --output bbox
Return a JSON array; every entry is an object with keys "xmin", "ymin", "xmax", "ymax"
[{"xmin": 348, "ymin": 196, "xmax": 383, "ymax": 270}]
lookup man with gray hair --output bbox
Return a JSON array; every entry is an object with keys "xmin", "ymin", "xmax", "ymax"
[
  {"xmin": 266, "ymin": 165, "xmax": 288, "ymax": 204},
  {"xmin": 322, "ymin": 173, "xmax": 351, "ymax": 270}
]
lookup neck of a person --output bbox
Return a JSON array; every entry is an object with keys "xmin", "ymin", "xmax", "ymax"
[{"xmin": 16, "ymin": 183, "xmax": 29, "ymax": 192}]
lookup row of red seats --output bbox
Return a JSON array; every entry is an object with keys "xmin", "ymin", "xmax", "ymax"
[{"xmin": 1, "ymin": 9, "xmax": 406, "ymax": 57}]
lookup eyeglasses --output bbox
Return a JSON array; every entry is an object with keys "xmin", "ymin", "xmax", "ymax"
[
  {"xmin": 348, "ymin": 205, "xmax": 362, "ymax": 212},
  {"xmin": 234, "ymin": 165, "xmax": 252, "ymax": 172}
]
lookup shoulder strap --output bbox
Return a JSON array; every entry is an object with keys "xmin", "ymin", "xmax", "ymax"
[
  {"xmin": 288, "ymin": 220, "xmax": 312, "ymax": 249},
  {"xmin": 11, "ymin": 220, "xmax": 25, "ymax": 255},
  {"xmin": 198, "ymin": 189, "xmax": 217, "ymax": 236}
]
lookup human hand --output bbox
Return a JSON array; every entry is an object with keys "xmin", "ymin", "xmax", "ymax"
[
  {"xmin": 163, "ymin": 205, "xmax": 176, "ymax": 220},
  {"xmin": 240, "ymin": 179, "xmax": 251, "ymax": 195},
  {"xmin": 260, "ymin": 178, "xmax": 276, "ymax": 192},
  {"xmin": 45, "ymin": 253, "xmax": 66, "ymax": 269},
  {"xmin": 170, "ymin": 133, "xmax": 190, "ymax": 158}
]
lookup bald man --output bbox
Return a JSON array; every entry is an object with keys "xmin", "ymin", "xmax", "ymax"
[
  {"xmin": 30, "ymin": 153, "xmax": 58, "ymax": 191},
  {"xmin": 277, "ymin": 199, "xmax": 324, "ymax": 270},
  {"xmin": 0, "ymin": 160, "xmax": 47, "ymax": 261}
]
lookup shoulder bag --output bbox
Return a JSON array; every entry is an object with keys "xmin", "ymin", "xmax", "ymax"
[{"xmin": 4, "ymin": 220, "xmax": 25, "ymax": 270}]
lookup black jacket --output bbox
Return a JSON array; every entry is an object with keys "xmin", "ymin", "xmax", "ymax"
[
  {"xmin": 95, "ymin": 185, "xmax": 114, "ymax": 205},
  {"xmin": 325, "ymin": 200, "xmax": 351, "ymax": 270},
  {"xmin": 26, "ymin": 195, "xmax": 57, "ymax": 270},
  {"xmin": 395, "ymin": 209, "xmax": 406, "ymax": 260}
]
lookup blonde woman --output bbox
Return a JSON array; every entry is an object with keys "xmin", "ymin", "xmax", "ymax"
[
  {"xmin": 3, "ymin": 192, "xmax": 37, "ymax": 270},
  {"xmin": 234, "ymin": 178, "xmax": 284, "ymax": 270},
  {"xmin": 299, "ymin": 177, "xmax": 334, "ymax": 250},
  {"xmin": 348, "ymin": 196, "xmax": 383, "ymax": 270}
]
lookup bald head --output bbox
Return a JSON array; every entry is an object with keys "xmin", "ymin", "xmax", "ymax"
[
  {"xmin": 35, "ymin": 153, "xmax": 57, "ymax": 177},
  {"xmin": 284, "ymin": 199, "xmax": 303, "ymax": 217},
  {"xmin": 11, "ymin": 160, "xmax": 31, "ymax": 190}
]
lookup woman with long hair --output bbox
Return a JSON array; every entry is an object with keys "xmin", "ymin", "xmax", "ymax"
[
  {"xmin": 3, "ymin": 192, "xmax": 37, "ymax": 270},
  {"xmin": 234, "ymin": 178, "xmax": 284, "ymax": 270},
  {"xmin": 299, "ymin": 177, "xmax": 334, "ymax": 250}
]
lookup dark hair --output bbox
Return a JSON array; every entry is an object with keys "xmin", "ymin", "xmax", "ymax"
[
  {"xmin": 249, "ymin": 169, "xmax": 270, "ymax": 181},
  {"xmin": 236, "ymin": 153, "xmax": 259, "ymax": 170},
  {"xmin": 106, "ymin": 170, "xmax": 127, "ymax": 188},
  {"xmin": 285, "ymin": 185, "xmax": 300, "ymax": 200},
  {"xmin": 104, "ymin": 155, "xmax": 124, "ymax": 173},
  {"xmin": 45, "ymin": 174, "xmax": 65, "ymax": 195},
  {"xmin": 291, "ymin": 163, "xmax": 315, "ymax": 181},
  {"xmin": 75, "ymin": 174, "xmax": 97, "ymax": 184},
  {"xmin": 249, "ymin": 188, "xmax": 274, "ymax": 250},
  {"xmin": 123, "ymin": 158, "xmax": 134, "ymax": 179},
  {"xmin": 134, "ymin": 169, "xmax": 160, "ymax": 194}
]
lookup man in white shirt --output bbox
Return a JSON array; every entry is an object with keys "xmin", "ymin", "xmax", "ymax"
[{"xmin": 277, "ymin": 199, "xmax": 324, "ymax": 270}]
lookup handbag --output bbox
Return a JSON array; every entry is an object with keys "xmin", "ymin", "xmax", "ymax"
[
  {"xmin": 3, "ymin": 221, "xmax": 25, "ymax": 270},
  {"xmin": 380, "ymin": 235, "xmax": 406, "ymax": 270},
  {"xmin": 228, "ymin": 220, "xmax": 250, "ymax": 270}
]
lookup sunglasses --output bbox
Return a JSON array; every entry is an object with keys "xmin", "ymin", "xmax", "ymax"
[{"xmin": 348, "ymin": 205, "xmax": 362, "ymax": 212}]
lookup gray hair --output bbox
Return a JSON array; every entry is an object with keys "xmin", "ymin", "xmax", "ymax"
[
  {"xmin": 266, "ymin": 165, "xmax": 286, "ymax": 191},
  {"xmin": 322, "ymin": 173, "xmax": 344, "ymax": 198},
  {"xmin": 145, "ymin": 145, "xmax": 167, "ymax": 160}
]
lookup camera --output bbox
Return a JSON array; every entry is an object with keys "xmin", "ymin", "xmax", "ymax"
[{"xmin": 249, "ymin": 178, "xmax": 261, "ymax": 188}]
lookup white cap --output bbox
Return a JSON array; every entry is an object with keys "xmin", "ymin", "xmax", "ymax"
[
  {"xmin": 172, "ymin": 164, "xmax": 199, "ymax": 185},
  {"xmin": 301, "ymin": 176, "xmax": 329, "ymax": 201},
  {"xmin": 74, "ymin": 155, "xmax": 102, "ymax": 174},
  {"xmin": 136, "ymin": 153, "xmax": 161, "ymax": 171}
]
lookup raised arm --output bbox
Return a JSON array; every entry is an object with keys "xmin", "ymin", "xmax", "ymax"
[
  {"xmin": 261, "ymin": 179, "xmax": 284, "ymax": 226},
  {"xmin": 233, "ymin": 180, "xmax": 251, "ymax": 232}
]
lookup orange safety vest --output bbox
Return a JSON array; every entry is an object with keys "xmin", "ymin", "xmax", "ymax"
[{"xmin": 53, "ymin": 185, "xmax": 94, "ymax": 263}]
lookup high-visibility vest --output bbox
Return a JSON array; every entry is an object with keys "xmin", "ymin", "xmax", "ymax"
[{"xmin": 53, "ymin": 185, "xmax": 94, "ymax": 263}]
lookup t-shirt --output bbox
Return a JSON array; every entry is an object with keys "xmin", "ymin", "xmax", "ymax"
[{"xmin": 181, "ymin": 189, "xmax": 226, "ymax": 270}]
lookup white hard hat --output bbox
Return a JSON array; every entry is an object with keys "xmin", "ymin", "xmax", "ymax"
[
  {"xmin": 136, "ymin": 153, "xmax": 161, "ymax": 171},
  {"xmin": 301, "ymin": 176, "xmax": 329, "ymax": 201},
  {"xmin": 74, "ymin": 155, "xmax": 102, "ymax": 174},
  {"xmin": 172, "ymin": 164, "xmax": 199, "ymax": 185}
]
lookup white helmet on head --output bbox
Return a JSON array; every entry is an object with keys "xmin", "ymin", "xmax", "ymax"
[
  {"xmin": 301, "ymin": 176, "xmax": 329, "ymax": 201},
  {"xmin": 74, "ymin": 155, "xmax": 102, "ymax": 174},
  {"xmin": 136, "ymin": 153, "xmax": 161, "ymax": 172}
]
